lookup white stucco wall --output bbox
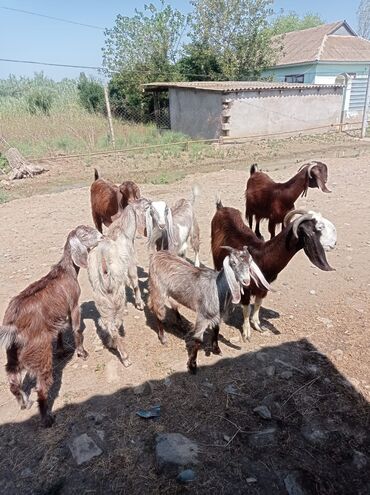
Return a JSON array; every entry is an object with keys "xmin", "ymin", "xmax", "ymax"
[
  {"xmin": 167, "ymin": 86, "xmax": 343, "ymax": 139},
  {"xmin": 227, "ymin": 87, "xmax": 343, "ymax": 137},
  {"xmin": 169, "ymin": 88, "xmax": 222, "ymax": 139}
]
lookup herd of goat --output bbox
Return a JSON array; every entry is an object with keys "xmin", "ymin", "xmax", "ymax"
[{"xmin": 0, "ymin": 161, "xmax": 337, "ymax": 427}]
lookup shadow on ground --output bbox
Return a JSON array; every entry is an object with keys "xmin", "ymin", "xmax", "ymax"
[{"xmin": 0, "ymin": 339, "xmax": 369, "ymax": 495}]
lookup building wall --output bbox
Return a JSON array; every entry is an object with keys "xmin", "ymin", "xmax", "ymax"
[
  {"xmin": 169, "ymin": 88, "xmax": 222, "ymax": 139},
  {"xmin": 263, "ymin": 62, "xmax": 369, "ymax": 85},
  {"xmin": 262, "ymin": 64, "xmax": 316, "ymax": 84},
  {"xmin": 227, "ymin": 87, "xmax": 343, "ymax": 137}
]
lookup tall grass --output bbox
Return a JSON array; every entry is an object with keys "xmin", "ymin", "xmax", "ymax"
[{"xmin": 0, "ymin": 73, "xmax": 203, "ymax": 159}]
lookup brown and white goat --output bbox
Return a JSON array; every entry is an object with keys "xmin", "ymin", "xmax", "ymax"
[
  {"xmin": 212, "ymin": 202, "xmax": 336, "ymax": 342},
  {"xmin": 245, "ymin": 161, "xmax": 331, "ymax": 239},
  {"xmin": 90, "ymin": 168, "xmax": 140, "ymax": 232},
  {"xmin": 148, "ymin": 249, "xmax": 272, "ymax": 373},
  {"xmin": 145, "ymin": 187, "xmax": 200, "ymax": 265},
  {"xmin": 0, "ymin": 226, "xmax": 102, "ymax": 427},
  {"xmin": 87, "ymin": 204, "xmax": 144, "ymax": 367}
]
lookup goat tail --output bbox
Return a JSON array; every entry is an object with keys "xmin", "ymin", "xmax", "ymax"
[
  {"xmin": 250, "ymin": 163, "xmax": 259, "ymax": 175},
  {"xmin": 215, "ymin": 194, "xmax": 223, "ymax": 210},
  {"xmin": 0, "ymin": 325, "xmax": 20, "ymax": 349},
  {"xmin": 94, "ymin": 168, "xmax": 100, "ymax": 181},
  {"xmin": 191, "ymin": 184, "xmax": 200, "ymax": 205}
]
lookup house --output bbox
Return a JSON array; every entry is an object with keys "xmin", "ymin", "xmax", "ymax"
[
  {"xmin": 143, "ymin": 81, "xmax": 343, "ymax": 139},
  {"xmin": 263, "ymin": 21, "xmax": 370, "ymax": 84}
]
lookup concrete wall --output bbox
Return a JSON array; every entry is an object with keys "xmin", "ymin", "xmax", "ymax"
[
  {"xmin": 169, "ymin": 88, "xmax": 222, "ymax": 139},
  {"xmin": 227, "ymin": 87, "xmax": 343, "ymax": 137}
]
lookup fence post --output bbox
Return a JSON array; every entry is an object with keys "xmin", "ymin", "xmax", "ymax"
[
  {"xmin": 361, "ymin": 68, "xmax": 370, "ymax": 138},
  {"xmin": 104, "ymin": 85, "xmax": 115, "ymax": 148}
]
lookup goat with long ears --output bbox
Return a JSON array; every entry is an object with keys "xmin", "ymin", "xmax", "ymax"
[
  {"xmin": 245, "ymin": 161, "xmax": 331, "ymax": 239},
  {"xmin": 148, "ymin": 248, "xmax": 273, "ymax": 373},
  {"xmin": 145, "ymin": 186, "xmax": 200, "ymax": 265},
  {"xmin": 212, "ymin": 201, "xmax": 336, "ymax": 342},
  {"xmin": 0, "ymin": 225, "xmax": 102, "ymax": 427}
]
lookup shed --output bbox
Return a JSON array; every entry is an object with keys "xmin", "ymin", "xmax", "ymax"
[{"xmin": 143, "ymin": 81, "xmax": 343, "ymax": 140}]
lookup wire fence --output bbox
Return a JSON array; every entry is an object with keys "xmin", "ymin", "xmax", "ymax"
[{"xmin": 0, "ymin": 71, "xmax": 367, "ymax": 166}]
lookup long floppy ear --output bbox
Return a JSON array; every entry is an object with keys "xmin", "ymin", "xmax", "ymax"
[
  {"xmin": 166, "ymin": 207, "xmax": 175, "ymax": 248},
  {"xmin": 223, "ymin": 256, "xmax": 241, "ymax": 304},
  {"xmin": 145, "ymin": 207, "xmax": 153, "ymax": 243},
  {"xmin": 69, "ymin": 235, "xmax": 88, "ymax": 268},
  {"xmin": 249, "ymin": 260, "xmax": 275, "ymax": 291},
  {"xmin": 300, "ymin": 223, "xmax": 335, "ymax": 271}
]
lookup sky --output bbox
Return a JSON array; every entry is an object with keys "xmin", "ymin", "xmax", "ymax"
[{"xmin": 0, "ymin": 0, "xmax": 360, "ymax": 81}]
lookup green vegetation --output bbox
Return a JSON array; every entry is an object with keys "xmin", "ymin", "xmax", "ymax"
[
  {"xmin": 77, "ymin": 73, "xmax": 105, "ymax": 114},
  {"xmin": 0, "ymin": 188, "xmax": 8, "ymax": 204}
]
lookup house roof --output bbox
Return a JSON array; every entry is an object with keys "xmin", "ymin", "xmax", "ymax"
[
  {"xmin": 273, "ymin": 20, "xmax": 370, "ymax": 66},
  {"xmin": 143, "ymin": 81, "xmax": 342, "ymax": 93}
]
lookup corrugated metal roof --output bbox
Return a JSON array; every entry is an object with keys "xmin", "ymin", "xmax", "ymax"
[
  {"xmin": 143, "ymin": 81, "xmax": 342, "ymax": 92},
  {"xmin": 273, "ymin": 20, "xmax": 370, "ymax": 66}
]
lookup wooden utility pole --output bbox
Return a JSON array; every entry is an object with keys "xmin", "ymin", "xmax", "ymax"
[
  {"xmin": 361, "ymin": 67, "xmax": 370, "ymax": 138},
  {"xmin": 104, "ymin": 85, "xmax": 116, "ymax": 148}
]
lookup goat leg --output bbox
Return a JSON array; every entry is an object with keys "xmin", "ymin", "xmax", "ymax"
[
  {"xmin": 36, "ymin": 351, "xmax": 54, "ymax": 427},
  {"xmin": 211, "ymin": 325, "xmax": 222, "ymax": 355},
  {"xmin": 71, "ymin": 306, "xmax": 88, "ymax": 360},
  {"xmin": 242, "ymin": 305, "xmax": 252, "ymax": 342},
  {"xmin": 187, "ymin": 339, "xmax": 201, "ymax": 374},
  {"xmin": 8, "ymin": 371, "xmax": 32, "ymax": 410},
  {"xmin": 156, "ymin": 318, "xmax": 168, "ymax": 346},
  {"xmin": 250, "ymin": 297, "xmax": 266, "ymax": 333},
  {"xmin": 128, "ymin": 262, "xmax": 144, "ymax": 310},
  {"xmin": 268, "ymin": 219, "xmax": 276, "ymax": 239},
  {"xmin": 111, "ymin": 334, "xmax": 132, "ymax": 368},
  {"xmin": 187, "ymin": 319, "xmax": 208, "ymax": 373},
  {"xmin": 56, "ymin": 332, "xmax": 68, "ymax": 358},
  {"xmin": 255, "ymin": 218, "xmax": 264, "ymax": 241}
]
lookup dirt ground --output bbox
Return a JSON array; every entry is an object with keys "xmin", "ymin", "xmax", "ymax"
[{"xmin": 0, "ymin": 151, "xmax": 369, "ymax": 494}]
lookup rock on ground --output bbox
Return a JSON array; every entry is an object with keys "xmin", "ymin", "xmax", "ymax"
[
  {"xmin": 156, "ymin": 433, "xmax": 199, "ymax": 475},
  {"xmin": 69, "ymin": 433, "xmax": 103, "ymax": 465}
]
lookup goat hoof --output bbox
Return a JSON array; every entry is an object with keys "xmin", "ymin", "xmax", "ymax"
[
  {"xmin": 77, "ymin": 349, "xmax": 89, "ymax": 360},
  {"xmin": 122, "ymin": 358, "xmax": 132, "ymax": 368},
  {"xmin": 187, "ymin": 361, "xmax": 197, "ymax": 374},
  {"xmin": 136, "ymin": 302, "xmax": 145, "ymax": 311},
  {"xmin": 159, "ymin": 335, "xmax": 168, "ymax": 346},
  {"xmin": 241, "ymin": 334, "xmax": 251, "ymax": 343},
  {"xmin": 212, "ymin": 345, "xmax": 222, "ymax": 355},
  {"xmin": 42, "ymin": 414, "xmax": 55, "ymax": 428}
]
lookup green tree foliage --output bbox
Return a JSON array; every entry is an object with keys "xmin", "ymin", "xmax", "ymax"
[
  {"xmin": 103, "ymin": 1, "xmax": 187, "ymax": 118},
  {"xmin": 188, "ymin": 0, "xmax": 276, "ymax": 80},
  {"xmin": 177, "ymin": 42, "xmax": 224, "ymax": 81},
  {"xmin": 77, "ymin": 73, "xmax": 105, "ymax": 114},
  {"xmin": 271, "ymin": 11, "xmax": 325, "ymax": 35},
  {"xmin": 27, "ymin": 89, "xmax": 54, "ymax": 115},
  {"xmin": 357, "ymin": 0, "xmax": 370, "ymax": 38}
]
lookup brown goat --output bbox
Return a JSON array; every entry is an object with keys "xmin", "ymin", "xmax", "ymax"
[
  {"xmin": 0, "ymin": 226, "xmax": 102, "ymax": 427},
  {"xmin": 245, "ymin": 161, "xmax": 331, "ymax": 239},
  {"xmin": 212, "ymin": 201, "xmax": 336, "ymax": 342},
  {"xmin": 90, "ymin": 168, "xmax": 140, "ymax": 232}
]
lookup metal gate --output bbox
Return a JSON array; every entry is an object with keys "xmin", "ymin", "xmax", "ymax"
[{"xmin": 348, "ymin": 76, "xmax": 368, "ymax": 115}]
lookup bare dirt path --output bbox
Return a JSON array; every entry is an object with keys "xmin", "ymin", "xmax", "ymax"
[{"xmin": 0, "ymin": 156, "xmax": 369, "ymax": 494}]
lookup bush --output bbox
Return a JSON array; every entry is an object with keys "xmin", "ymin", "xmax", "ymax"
[
  {"xmin": 77, "ymin": 73, "xmax": 105, "ymax": 114},
  {"xmin": 27, "ymin": 90, "xmax": 54, "ymax": 115}
]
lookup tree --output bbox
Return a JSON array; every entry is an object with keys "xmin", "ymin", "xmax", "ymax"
[
  {"xmin": 177, "ymin": 42, "xmax": 224, "ymax": 81},
  {"xmin": 357, "ymin": 0, "xmax": 370, "ymax": 38},
  {"xmin": 77, "ymin": 73, "xmax": 105, "ymax": 114},
  {"xmin": 271, "ymin": 12, "xmax": 324, "ymax": 35},
  {"xmin": 188, "ymin": 0, "xmax": 276, "ymax": 80},
  {"xmin": 102, "ymin": 1, "xmax": 188, "ymax": 118}
]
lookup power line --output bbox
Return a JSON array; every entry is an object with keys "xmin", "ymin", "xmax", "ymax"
[
  {"xmin": 0, "ymin": 58, "xmax": 215, "ymax": 78},
  {"xmin": 0, "ymin": 5, "xmax": 105, "ymax": 30},
  {"xmin": 0, "ymin": 57, "xmax": 363, "ymax": 79},
  {"xmin": 0, "ymin": 58, "xmax": 104, "ymax": 71}
]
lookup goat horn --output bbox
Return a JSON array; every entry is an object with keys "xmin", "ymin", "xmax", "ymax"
[
  {"xmin": 220, "ymin": 245, "xmax": 234, "ymax": 253},
  {"xmin": 292, "ymin": 213, "xmax": 314, "ymax": 239},
  {"xmin": 307, "ymin": 162, "xmax": 316, "ymax": 178},
  {"xmin": 283, "ymin": 209, "xmax": 310, "ymax": 227}
]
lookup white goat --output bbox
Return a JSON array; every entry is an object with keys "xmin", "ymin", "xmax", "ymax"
[
  {"xmin": 87, "ymin": 205, "xmax": 144, "ymax": 367},
  {"xmin": 145, "ymin": 187, "xmax": 200, "ymax": 266}
]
